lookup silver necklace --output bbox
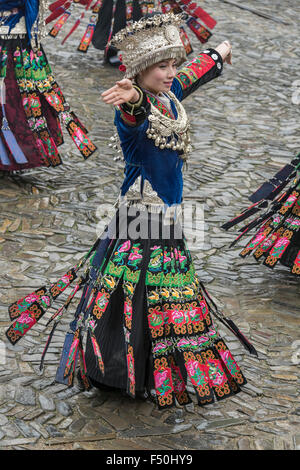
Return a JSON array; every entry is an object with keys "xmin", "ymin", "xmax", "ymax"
[{"xmin": 146, "ymin": 90, "xmax": 191, "ymax": 161}]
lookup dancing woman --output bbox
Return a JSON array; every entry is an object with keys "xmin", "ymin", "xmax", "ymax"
[{"xmin": 6, "ymin": 13, "xmax": 257, "ymax": 410}]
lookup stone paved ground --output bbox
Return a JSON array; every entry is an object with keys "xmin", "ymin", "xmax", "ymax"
[{"xmin": 0, "ymin": 0, "xmax": 299, "ymax": 451}]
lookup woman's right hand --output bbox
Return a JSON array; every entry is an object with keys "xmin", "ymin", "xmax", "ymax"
[{"xmin": 101, "ymin": 79, "xmax": 140, "ymax": 106}]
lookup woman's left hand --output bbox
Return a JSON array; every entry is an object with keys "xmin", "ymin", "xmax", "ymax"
[{"xmin": 215, "ymin": 40, "xmax": 232, "ymax": 65}]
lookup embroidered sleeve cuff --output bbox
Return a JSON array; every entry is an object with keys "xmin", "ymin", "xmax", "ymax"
[
  {"xmin": 175, "ymin": 48, "xmax": 224, "ymax": 100},
  {"xmin": 119, "ymin": 86, "xmax": 150, "ymax": 127},
  {"xmin": 201, "ymin": 48, "xmax": 224, "ymax": 75}
]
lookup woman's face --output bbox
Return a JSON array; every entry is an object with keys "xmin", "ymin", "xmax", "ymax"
[{"xmin": 137, "ymin": 58, "xmax": 177, "ymax": 95}]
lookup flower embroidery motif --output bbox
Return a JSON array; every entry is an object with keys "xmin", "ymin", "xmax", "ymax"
[
  {"xmin": 207, "ymin": 360, "xmax": 226, "ymax": 386},
  {"xmin": 220, "ymin": 350, "xmax": 239, "ymax": 376},
  {"xmin": 118, "ymin": 240, "xmax": 131, "ymax": 252},
  {"xmin": 148, "ymin": 310, "xmax": 163, "ymax": 328},
  {"xmin": 41, "ymin": 296, "xmax": 51, "ymax": 306},
  {"xmin": 186, "ymin": 360, "xmax": 208, "ymax": 387},
  {"xmin": 24, "ymin": 294, "xmax": 39, "ymax": 304},
  {"xmin": 17, "ymin": 313, "xmax": 34, "ymax": 325},
  {"xmin": 154, "ymin": 369, "xmax": 173, "ymax": 397}
]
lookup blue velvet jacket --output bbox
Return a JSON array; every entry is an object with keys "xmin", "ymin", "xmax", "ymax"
[
  {"xmin": 114, "ymin": 48, "xmax": 223, "ymax": 206},
  {"xmin": 0, "ymin": 0, "xmax": 39, "ymax": 40}
]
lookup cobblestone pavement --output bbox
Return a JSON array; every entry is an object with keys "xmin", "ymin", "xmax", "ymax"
[{"xmin": 0, "ymin": 0, "xmax": 299, "ymax": 451}]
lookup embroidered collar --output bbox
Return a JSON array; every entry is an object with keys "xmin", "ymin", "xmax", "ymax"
[{"xmin": 146, "ymin": 91, "xmax": 174, "ymax": 119}]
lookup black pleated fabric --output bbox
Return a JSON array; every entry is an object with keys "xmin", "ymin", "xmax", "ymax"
[{"xmin": 85, "ymin": 209, "xmax": 183, "ymax": 393}]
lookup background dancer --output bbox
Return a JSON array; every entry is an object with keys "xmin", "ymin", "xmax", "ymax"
[{"xmin": 0, "ymin": 0, "xmax": 97, "ymax": 173}]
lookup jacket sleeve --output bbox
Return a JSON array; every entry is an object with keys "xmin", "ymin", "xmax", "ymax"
[
  {"xmin": 118, "ymin": 86, "xmax": 151, "ymax": 127},
  {"xmin": 171, "ymin": 48, "xmax": 223, "ymax": 101}
]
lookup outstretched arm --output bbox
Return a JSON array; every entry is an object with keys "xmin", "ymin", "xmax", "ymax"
[
  {"xmin": 172, "ymin": 40, "xmax": 232, "ymax": 101},
  {"xmin": 101, "ymin": 79, "xmax": 150, "ymax": 127}
]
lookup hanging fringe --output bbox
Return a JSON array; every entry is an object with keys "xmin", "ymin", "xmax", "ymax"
[
  {"xmin": 64, "ymin": 328, "xmax": 80, "ymax": 382},
  {"xmin": 77, "ymin": 14, "xmax": 97, "ymax": 52},
  {"xmin": 46, "ymin": 1, "xmax": 73, "ymax": 24},
  {"xmin": 62, "ymin": 0, "xmax": 94, "ymax": 44},
  {"xmin": 221, "ymin": 200, "xmax": 268, "ymax": 231},
  {"xmin": 49, "ymin": 0, "xmax": 69, "ymax": 12},
  {"xmin": 78, "ymin": 340, "xmax": 91, "ymax": 390},
  {"xmin": 91, "ymin": 0, "xmax": 103, "ymax": 14},
  {"xmin": 39, "ymin": 278, "xmax": 87, "ymax": 368},
  {"xmin": 223, "ymin": 181, "xmax": 298, "ymax": 235},
  {"xmin": 89, "ymin": 328, "xmax": 104, "ymax": 374},
  {"xmin": 105, "ymin": 0, "xmax": 118, "ymax": 55},
  {"xmin": 69, "ymin": 111, "xmax": 88, "ymax": 134},
  {"xmin": 39, "ymin": 321, "xmax": 59, "ymax": 371},
  {"xmin": 62, "ymin": 111, "xmax": 97, "ymax": 159},
  {"xmin": 6, "ymin": 242, "xmax": 98, "ymax": 344},
  {"xmin": 229, "ymin": 210, "xmax": 275, "ymax": 248},
  {"xmin": 249, "ymin": 155, "xmax": 300, "ymax": 203},
  {"xmin": 49, "ymin": 8, "xmax": 72, "ymax": 37},
  {"xmin": 222, "ymin": 153, "xmax": 300, "ymax": 233},
  {"xmin": 175, "ymin": 1, "xmax": 217, "ymax": 29},
  {"xmin": 46, "ymin": 276, "xmax": 86, "ymax": 327},
  {"xmin": 55, "ymin": 330, "xmax": 79, "ymax": 385},
  {"xmin": 199, "ymin": 282, "xmax": 258, "ymax": 357}
]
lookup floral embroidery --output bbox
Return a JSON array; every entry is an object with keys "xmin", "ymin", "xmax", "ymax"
[
  {"xmin": 127, "ymin": 345, "xmax": 135, "ymax": 396},
  {"xmin": 92, "ymin": 290, "xmax": 110, "ymax": 320},
  {"xmin": 207, "ymin": 359, "xmax": 227, "ymax": 387},
  {"xmin": 154, "ymin": 368, "xmax": 173, "ymax": 397}
]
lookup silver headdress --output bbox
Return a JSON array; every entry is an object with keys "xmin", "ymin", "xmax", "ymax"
[{"xmin": 110, "ymin": 12, "xmax": 187, "ymax": 78}]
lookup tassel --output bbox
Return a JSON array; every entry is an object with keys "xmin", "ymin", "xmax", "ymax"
[
  {"xmin": 77, "ymin": 16, "xmax": 97, "ymax": 53},
  {"xmin": 216, "ymin": 314, "xmax": 258, "ymax": 357},
  {"xmin": 49, "ymin": 9, "xmax": 72, "ymax": 37},
  {"xmin": 46, "ymin": 1, "xmax": 72, "ymax": 24},
  {"xmin": 69, "ymin": 111, "xmax": 88, "ymax": 134},
  {"xmin": 6, "ymin": 301, "xmax": 47, "ymax": 345},
  {"xmin": 7, "ymin": 243, "xmax": 99, "ymax": 346},
  {"xmin": 175, "ymin": 1, "xmax": 217, "ymax": 29},
  {"xmin": 229, "ymin": 211, "xmax": 274, "ymax": 248},
  {"xmin": 78, "ymin": 341, "xmax": 91, "ymax": 390},
  {"xmin": 6, "ymin": 269, "xmax": 77, "ymax": 344},
  {"xmin": 249, "ymin": 154, "xmax": 300, "ymax": 203},
  {"xmin": 62, "ymin": 0, "xmax": 94, "ymax": 44},
  {"xmin": 186, "ymin": 16, "xmax": 212, "ymax": 44},
  {"xmin": 92, "ymin": 0, "xmax": 103, "ymax": 13},
  {"xmin": 46, "ymin": 276, "xmax": 86, "ymax": 327},
  {"xmin": 49, "ymin": 0, "xmax": 69, "ymax": 12},
  {"xmin": 64, "ymin": 329, "xmax": 80, "ymax": 380},
  {"xmin": 89, "ymin": 329, "xmax": 104, "ymax": 374},
  {"xmin": 192, "ymin": 6, "xmax": 217, "ymax": 29},
  {"xmin": 199, "ymin": 282, "xmax": 258, "ymax": 357},
  {"xmin": 105, "ymin": 0, "xmax": 118, "ymax": 54},
  {"xmin": 179, "ymin": 25, "xmax": 193, "ymax": 55},
  {"xmin": 62, "ymin": 111, "xmax": 97, "ymax": 159},
  {"xmin": 221, "ymin": 201, "xmax": 268, "ymax": 231},
  {"xmin": 266, "ymin": 177, "xmax": 295, "ymax": 202},
  {"xmin": 56, "ymin": 330, "xmax": 79, "ymax": 385},
  {"xmin": 39, "ymin": 321, "xmax": 59, "ymax": 371}
]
